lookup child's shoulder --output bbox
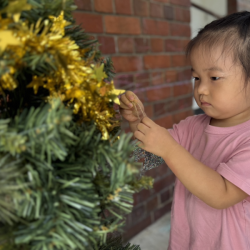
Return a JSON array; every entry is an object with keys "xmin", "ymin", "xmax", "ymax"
[
  {"xmin": 171, "ymin": 114, "xmax": 208, "ymax": 134},
  {"xmin": 179, "ymin": 113, "xmax": 209, "ymax": 126}
]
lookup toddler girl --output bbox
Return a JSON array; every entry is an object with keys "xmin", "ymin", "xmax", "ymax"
[{"xmin": 119, "ymin": 11, "xmax": 250, "ymax": 250}]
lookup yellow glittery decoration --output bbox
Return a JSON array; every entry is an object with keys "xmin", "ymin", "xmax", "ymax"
[
  {"xmin": 0, "ymin": 8, "xmax": 125, "ymax": 140},
  {"xmin": 48, "ymin": 11, "xmax": 71, "ymax": 36},
  {"xmin": 101, "ymin": 226, "xmax": 109, "ymax": 231},
  {"xmin": 0, "ymin": 0, "xmax": 32, "ymax": 17},
  {"xmin": 0, "ymin": 29, "xmax": 21, "ymax": 52},
  {"xmin": 107, "ymin": 187, "xmax": 122, "ymax": 201},
  {"xmin": 111, "ymin": 89, "xmax": 126, "ymax": 105}
]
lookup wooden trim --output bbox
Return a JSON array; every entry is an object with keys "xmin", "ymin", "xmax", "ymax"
[
  {"xmin": 227, "ymin": 0, "xmax": 237, "ymax": 14},
  {"xmin": 191, "ymin": 3, "xmax": 222, "ymax": 19}
]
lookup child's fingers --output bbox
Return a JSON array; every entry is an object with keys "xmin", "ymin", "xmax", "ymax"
[
  {"xmin": 125, "ymin": 91, "xmax": 136, "ymax": 102},
  {"xmin": 120, "ymin": 109, "xmax": 133, "ymax": 115},
  {"xmin": 125, "ymin": 91, "xmax": 144, "ymax": 108},
  {"xmin": 120, "ymin": 93, "xmax": 134, "ymax": 109}
]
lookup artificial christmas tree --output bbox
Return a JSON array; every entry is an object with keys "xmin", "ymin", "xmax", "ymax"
[{"xmin": 0, "ymin": 0, "xmax": 153, "ymax": 249}]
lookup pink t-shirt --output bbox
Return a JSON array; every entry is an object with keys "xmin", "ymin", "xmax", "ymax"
[{"xmin": 167, "ymin": 114, "xmax": 250, "ymax": 250}]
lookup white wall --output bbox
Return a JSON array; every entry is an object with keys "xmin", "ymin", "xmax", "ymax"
[{"xmin": 190, "ymin": 0, "xmax": 227, "ymax": 110}]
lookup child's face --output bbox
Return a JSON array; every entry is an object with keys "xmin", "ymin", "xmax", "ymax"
[{"xmin": 190, "ymin": 45, "xmax": 250, "ymax": 127}]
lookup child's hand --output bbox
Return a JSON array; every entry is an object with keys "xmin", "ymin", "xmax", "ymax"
[
  {"xmin": 134, "ymin": 116, "xmax": 175, "ymax": 158},
  {"xmin": 119, "ymin": 91, "xmax": 145, "ymax": 123}
]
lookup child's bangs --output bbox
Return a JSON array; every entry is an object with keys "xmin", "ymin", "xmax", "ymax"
[{"xmin": 186, "ymin": 29, "xmax": 240, "ymax": 64}]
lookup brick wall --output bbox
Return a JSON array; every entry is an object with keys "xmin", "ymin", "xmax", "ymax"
[{"xmin": 73, "ymin": 0, "xmax": 193, "ymax": 241}]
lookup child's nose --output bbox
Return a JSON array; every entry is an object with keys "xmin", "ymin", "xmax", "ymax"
[{"xmin": 196, "ymin": 80, "xmax": 209, "ymax": 96}]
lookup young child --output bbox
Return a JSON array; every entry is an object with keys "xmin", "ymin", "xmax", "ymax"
[{"xmin": 119, "ymin": 11, "xmax": 250, "ymax": 250}]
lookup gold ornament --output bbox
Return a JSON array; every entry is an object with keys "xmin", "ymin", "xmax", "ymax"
[
  {"xmin": 26, "ymin": 76, "xmax": 45, "ymax": 95},
  {"xmin": 49, "ymin": 11, "xmax": 71, "ymax": 36},
  {"xmin": 0, "ymin": 0, "xmax": 32, "ymax": 16},
  {"xmin": 0, "ymin": 10, "xmax": 124, "ymax": 140},
  {"xmin": 110, "ymin": 89, "xmax": 126, "ymax": 105},
  {"xmin": 0, "ymin": 30, "xmax": 21, "ymax": 52}
]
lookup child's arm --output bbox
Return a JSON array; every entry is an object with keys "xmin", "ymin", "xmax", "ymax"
[
  {"xmin": 164, "ymin": 140, "xmax": 248, "ymax": 209},
  {"xmin": 135, "ymin": 116, "xmax": 248, "ymax": 209}
]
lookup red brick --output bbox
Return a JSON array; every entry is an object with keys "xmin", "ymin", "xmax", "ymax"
[
  {"xmin": 74, "ymin": 0, "xmax": 92, "ymax": 10},
  {"xmin": 151, "ymin": 38, "xmax": 164, "ymax": 52},
  {"xmin": 115, "ymin": 0, "xmax": 132, "ymax": 15},
  {"xmin": 123, "ymin": 215, "xmax": 152, "ymax": 241},
  {"xmin": 171, "ymin": 23, "xmax": 191, "ymax": 37},
  {"xmin": 143, "ymin": 19, "xmax": 169, "ymax": 36},
  {"xmin": 154, "ymin": 102, "xmax": 168, "ymax": 117},
  {"xmin": 131, "ymin": 205, "xmax": 146, "ymax": 224},
  {"xmin": 135, "ymin": 80, "xmax": 151, "ymax": 89},
  {"xmin": 173, "ymin": 81, "xmax": 193, "ymax": 97},
  {"xmin": 166, "ymin": 70, "xmax": 178, "ymax": 83},
  {"xmin": 105, "ymin": 16, "xmax": 141, "ymax": 35},
  {"xmin": 144, "ymin": 55, "xmax": 171, "ymax": 69},
  {"xmin": 144, "ymin": 105, "xmax": 154, "ymax": 118},
  {"xmin": 175, "ymin": 6, "xmax": 182, "ymax": 21},
  {"xmin": 114, "ymin": 74, "xmax": 134, "ymax": 89},
  {"xmin": 121, "ymin": 117, "xmax": 129, "ymax": 129},
  {"xmin": 154, "ymin": 202, "xmax": 172, "ymax": 221},
  {"xmin": 97, "ymin": 36, "xmax": 115, "ymax": 54},
  {"xmin": 134, "ymin": 73, "xmax": 150, "ymax": 88},
  {"xmin": 164, "ymin": 5, "xmax": 174, "ymax": 20},
  {"xmin": 154, "ymin": 174, "xmax": 176, "ymax": 192},
  {"xmin": 155, "ymin": 115, "xmax": 173, "ymax": 128},
  {"xmin": 157, "ymin": 163, "xmax": 169, "ymax": 177},
  {"xmin": 175, "ymin": 7, "xmax": 190, "ymax": 22},
  {"xmin": 146, "ymin": 196, "xmax": 158, "ymax": 212},
  {"xmin": 178, "ymin": 96, "xmax": 193, "ymax": 110},
  {"xmin": 135, "ymin": 38, "xmax": 150, "ymax": 53},
  {"xmin": 112, "ymin": 56, "xmax": 143, "ymax": 72},
  {"xmin": 133, "ymin": 189, "xmax": 151, "ymax": 207},
  {"xmin": 161, "ymin": 189, "xmax": 171, "ymax": 203},
  {"xmin": 165, "ymin": 39, "xmax": 182, "ymax": 52},
  {"xmin": 135, "ymin": 72, "xmax": 150, "ymax": 83},
  {"xmin": 173, "ymin": 110, "xmax": 193, "ymax": 124},
  {"xmin": 94, "ymin": 0, "xmax": 113, "ymax": 13},
  {"xmin": 133, "ymin": 90, "xmax": 147, "ymax": 103},
  {"xmin": 178, "ymin": 68, "xmax": 191, "ymax": 81},
  {"xmin": 152, "ymin": 72, "xmax": 165, "ymax": 85},
  {"xmin": 133, "ymin": 0, "xmax": 149, "ymax": 17},
  {"xmin": 182, "ymin": 8, "xmax": 191, "ymax": 23},
  {"xmin": 182, "ymin": 39, "xmax": 190, "ymax": 51},
  {"xmin": 146, "ymin": 86, "xmax": 171, "ymax": 101},
  {"xmin": 150, "ymin": 3, "xmax": 163, "ymax": 18},
  {"xmin": 170, "ymin": 0, "xmax": 190, "ymax": 6},
  {"xmin": 154, "ymin": 0, "xmax": 169, "ymax": 2},
  {"xmin": 146, "ymin": 167, "xmax": 159, "ymax": 179},
  {"xmin": 154, "ymin": 100, "xmax": 178, "ymax": 116},
  {"xmin": 172, "ymin": 54, "xmax": 187, "ymax": 67},
  {"xmin": 118, "ymin": 37, "xmax": 134, "ymax": 53},
  {"xmin": 73, "ymin": 13, "xmax": 103, "ymax": 33}
]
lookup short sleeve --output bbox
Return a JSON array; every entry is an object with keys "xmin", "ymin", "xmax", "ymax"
[
  {"xmin": 168, "ymin": 115, "xmax": 195, "ymax": 145},
  {"xmin": 217, "ymin": 143, "xmax": 250, "ymax": 195}
]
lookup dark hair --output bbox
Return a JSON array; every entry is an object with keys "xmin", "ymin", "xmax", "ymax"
[{"xmin": 186, "ymin": 11, "xmax": 250, "ymax": 94}]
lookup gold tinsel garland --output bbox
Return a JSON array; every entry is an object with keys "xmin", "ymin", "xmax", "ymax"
[{"xmin": 0, "ymin": 1, "xmax": 125, "ymax": 140}]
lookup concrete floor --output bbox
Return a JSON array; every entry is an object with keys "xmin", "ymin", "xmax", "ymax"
[{"xmin": 129, "ymin": 212, "xmax": 171, "ymax": 250}]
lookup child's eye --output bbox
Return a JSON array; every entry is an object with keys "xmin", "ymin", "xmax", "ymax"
[
  {"xmin": 192, "ymin": 77, "xmax": 200, "ymax": 81},
  {"xmin": 211, "ymin": 77, "xmax": 220, "ymax": 81}
]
